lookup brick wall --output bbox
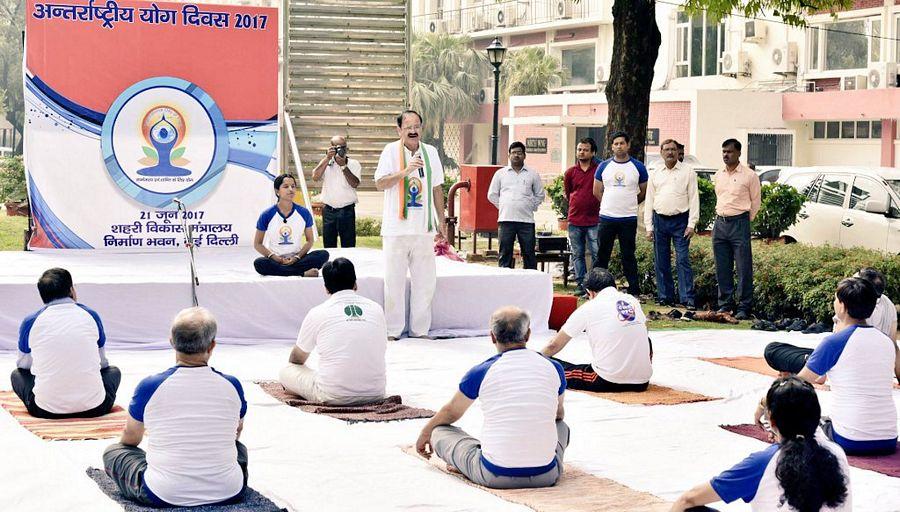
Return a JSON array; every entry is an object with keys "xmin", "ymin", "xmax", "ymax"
[
  {"xmin": 816, "ymin": 0, "xmax": 884, "ymax": 12},
  {"xmin": 511, "ymin": 125, "xmax": 562, "ymax": 177},
  {"xmin": 647, "ymin": 102, "xmax": 692, "ymax": 154}
]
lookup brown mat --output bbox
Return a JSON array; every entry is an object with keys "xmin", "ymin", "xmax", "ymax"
[
  {"xmin": 0, "ymin": 390, "xmax": 126, "ymax": 441},
  {"xmin": 401, "ymin": 446, "xmax": 670, "ymax": 511},
  {"xmin": 575, "ymin": 384, "xmax": 718, "ymax": 406},
  {"xmin": 256, "ymin": 381, "xmax": 434, "ymax": 423},
  {"xmin": 700, "ymin": 356, "xmax": 899, "ymax": 390}
]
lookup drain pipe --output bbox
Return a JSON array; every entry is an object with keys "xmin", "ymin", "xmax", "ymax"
[{"xmin": 445, "ymin": 179, "xmax": 471, "ymax": 248}]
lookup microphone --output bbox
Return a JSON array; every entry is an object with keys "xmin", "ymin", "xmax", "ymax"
[
  {"xmin": 414, "ymin": 150, "xmax": 424, "ymax": 178},
  {"xmin": 172, "ymin": 197, "xmax": 184, "ymax": 210}
]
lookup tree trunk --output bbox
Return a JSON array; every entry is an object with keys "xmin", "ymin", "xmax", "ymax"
[{"xmin": 605, "ymin": 0, "xmax": 661, "ymax": 162}]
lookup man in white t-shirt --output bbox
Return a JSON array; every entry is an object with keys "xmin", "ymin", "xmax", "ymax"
[
  {"xmin": 11, "ymin": 268, "xmax": 121, "ymax": 418},
  {"xmin": 593, "ymin": 131, "xmax": 648, "ymax": 296},
  {"xmin": 374, "ymin": 110, "xmax": 446, "ymax": 339},
  {"xmin": 415, "ymin": 307, "xmax": 569, "ymax": 489},
  {"xmin": 103, "ymin": 307, "xmax": 248, "ymax": 507},
  {"xmin": 278, "ymin": 257, "xmax": 387, "ymax": 405},
  {"xmin": 541, "ymin": 267, "xmax": 652, "ymax": 392},
  {"xmin": 311, "ymin": 135, "xmax": 362, "ymax": 248}
]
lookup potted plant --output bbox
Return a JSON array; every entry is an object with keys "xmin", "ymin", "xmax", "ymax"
[
  {"xmin": 0, "ymin": 156, "xmax": 28, "ymax": 217},
  {"xmin": 545, "ymin": 174, "xmax": 568, "ymax": 231}
]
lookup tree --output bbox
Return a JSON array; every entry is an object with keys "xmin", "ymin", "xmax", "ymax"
[
  {"xmin": 575, "ymin": 0, "xmax": 853, "ymax": 161},
  {"xmin": 501, "ymin": 47, "xmax": 564, "ymax": 99},
  {"xmin": 0, "ymin": 0, "xmax": 23, "ymax": 154},
  {"xmin": 411, "ymin": 32, "xmax": 488, "ymax": 170}
]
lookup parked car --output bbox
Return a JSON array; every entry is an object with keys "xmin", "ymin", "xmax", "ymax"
[
  {"xmin": 644, "ymin": 154, "xmax": 717, "ymax": 180},
  {"xmin": 777, "ymin": 166, "xmax": 900, "ymax": 254}
]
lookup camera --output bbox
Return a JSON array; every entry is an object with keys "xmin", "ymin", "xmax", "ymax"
[{"xmin": 331, "ymin": 145, "xmax": 347, "ymax": 158}]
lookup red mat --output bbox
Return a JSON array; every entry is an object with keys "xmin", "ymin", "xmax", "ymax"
[
  {"xmin": 0, "ymin": 390, "xmax": 126, "ymax": 441},
  {"xmin": 699, "ymin": 356, "xmax": 900, "ymax": 390},
  {"xmin": 721, "ymin": 423, "xmax": 900, "ymax": 478}
]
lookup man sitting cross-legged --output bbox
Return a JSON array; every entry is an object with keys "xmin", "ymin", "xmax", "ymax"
[
  {"xmin": 11, "ymin": 267, "xmax": 121, "ymax": 418},
  {"xmin": 541, "ymin": 267, "xmax": 652, "ymax": 392},
  {"xmin": 415, "ymin": 306, "xmax": 569, "ymax": 489},
  {"xmin": 103, "ymin": 307, "xmax": 249, "ymax": 507},
  {"xmin": 278, "ymin": 257, "xmax": 387, "ymax": 406},
  {"xmin": 757, "ymin": 277, "xmax": 897, "ymax": 455}
]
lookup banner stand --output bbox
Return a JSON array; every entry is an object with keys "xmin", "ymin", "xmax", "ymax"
[{"xmin": 284, "ymin": 110, "xmax": 317, "ymax": 239}]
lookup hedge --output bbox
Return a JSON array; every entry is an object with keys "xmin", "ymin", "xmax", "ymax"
[{"xmin": 606, "ymin": 236, "xmax": 900, "ymax": 322}]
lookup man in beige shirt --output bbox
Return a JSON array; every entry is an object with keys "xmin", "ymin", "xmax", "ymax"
[
  {"xmin": 645, "ymin": 139, "xmax": 699, "ymax": 309},
  {"xmin": 712, "ymin": 139, "xmax": 761, "ymax": 320}
]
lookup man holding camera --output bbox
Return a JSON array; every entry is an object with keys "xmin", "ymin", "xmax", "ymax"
[{"xmin": 312, "ymin": 135, "xmax": 362, "ymax": 248}]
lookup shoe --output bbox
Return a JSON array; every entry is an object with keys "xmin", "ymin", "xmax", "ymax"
[
  {"xmin": 786, "ymin": 319, "xmax": 807, "ymax": 332},
  {"xmin": 646, "ymin": 311, "xmax": 663, "ymax": 321},
  {"xmin": 734, "ymin": 311, "xmax": 751, "ymax": 321},
  {"xmin": 684, "ymin": 303, "xmax": 697, "ymax": 311},
  {"xmin": 655, "ymin": 298, "xmax": 675, "ymax": 307},
  {"xmin": 802, "ymin": 322, "xmax": 828, "ymax": 334},
  {"xmin": 665, "ymin": 309, "xmax": 682, "ymax": 319},
  {"xmin": 751, "ymin": 319, "xmax": 778, "ymax": 331},
  {"xmin": 774, "ymin": 318, "xmax": 793, "ymax": 330},
  {"xmin": 716, "ymin": 306, "xmax": 734, "ymax": 315},
  {"xmin": 682, "ymin": 311, "xmax": 696, "ymax": 320}
]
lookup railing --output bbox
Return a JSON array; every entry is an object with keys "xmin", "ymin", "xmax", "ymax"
[{"xmin": 415, "ymin": 0, "xmax": 606, "ymax": 35}]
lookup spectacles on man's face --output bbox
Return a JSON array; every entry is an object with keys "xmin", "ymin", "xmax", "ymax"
[{"xmin": 401, "ymin": 125, "xmax": 422, "ymax": 132}]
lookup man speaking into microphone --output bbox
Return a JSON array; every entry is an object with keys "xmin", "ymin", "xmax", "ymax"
[{"xmin": 374, "ymin": 110, "xmax": 446, "ymax": 340}]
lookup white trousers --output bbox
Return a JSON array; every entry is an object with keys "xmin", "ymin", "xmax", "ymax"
[
  {"xmin": 383, "ymin": 235, "xmax": 436, "ymax": 337},
  {"xmin": 278, "ymin": 364, "xmax": 382, "ymax": 406}
]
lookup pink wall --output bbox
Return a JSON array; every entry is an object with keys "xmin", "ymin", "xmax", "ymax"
[
  {"xmin": 881, "ymin": 120, "xmax": 896, "ymax": 167},
  {"xmin": 512, "ymin": 125, "xmax": 560, "ymax": 177},
  {"xmin": 509, "ymin": 32, "xmax": 546, "ymax": 47},
  {"xmin": 783, "ymin": 89, "xmax": 900, "ymax": 120},
  {"xmin": 553, "ymin": 26, "xmax": 598, "ymax": 42}
]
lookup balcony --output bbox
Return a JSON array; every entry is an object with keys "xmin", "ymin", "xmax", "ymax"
[{"xmin": 416, "ymin": 0, "xmax": 608, "ymax": 36}]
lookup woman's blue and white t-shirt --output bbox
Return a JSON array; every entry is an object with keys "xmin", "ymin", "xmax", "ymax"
[
  {"xmin": 711, "ymin": 433, "xmax": 852, "ymax": 511},
  {"xmin": 129, "ymin": 365, "xmax": 247, "ymax": 507},
  {"xmin": 255, "ymin": 204, "xmax": 314, "ymax": 257},
  {"xmin": 807, "ymin": 324, "xmax": 898, "ymax": 448}
]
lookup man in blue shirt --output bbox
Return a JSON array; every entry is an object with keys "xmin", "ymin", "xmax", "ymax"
[{"xmin": 415, "ymin": 306, "xmax": 569, "ymax": 489}]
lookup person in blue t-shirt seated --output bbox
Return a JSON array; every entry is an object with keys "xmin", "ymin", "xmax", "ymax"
[
  {"xmin": 671, "ymin": 377, "xmax": 851, "ymax": 511},
  {"xmin": 253, "ymin": 174, "xmax": 329, "ymax": 277},
  {"xmin": 11, "ymin": 267, "xmax": 120, "ymax": 419},
  {"xmin": 761, "ymin": 277, "xmax": 897, "ymax": 455},
  {"xmin": 415, "ymin": 306, "xmax": 569, "ymax": 489},
  {"xmin": 103, "ymin": 307, "xmax": 249, "ymax": 507}
]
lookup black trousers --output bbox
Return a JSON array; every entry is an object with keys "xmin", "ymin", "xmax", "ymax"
[
  {"xmin": 595, "ymin": 218, "xmax": 640, "ymax": 295},
  {"xmin": 323, "ymin": 204, "xmax": 356, "ymax": 248},
  {"xmin": 763, "ymin": 342, "xmax": 813, "ymax": 374},
  {"xmin": 712, "ymin": 213, "xmax": 753, "ymax": 313},
  {"xmin": 551, "ymin": 357, "xmax": 650, "ymax": 392},
  {"xmin": 10, "ymin": 366, "xmax": 121, "ymax": 418},
  {"xmin": 253, "ymin": 250, "xmax": 329, "ymax": 277},
  {"xmin": 498, "ymin": 221, "xmax": 536, "ymax": 270}
]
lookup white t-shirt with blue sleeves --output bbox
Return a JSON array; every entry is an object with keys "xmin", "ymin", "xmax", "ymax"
[
  {"xmin": 18, "ymin": 298, "xmax": 107, "ymax": 414},
  {"xmin": 595, "ymin": 157, "xmax": 649, "ymax": 220},
  {"xmin": 458, "ymin": 348, "xmax": 566, "ymax": 476},
  {"xmin": 129, "ymin": 365, "xmax": 247, "ymax": 507},
  {"xmin": 806, "ymin": 324, "xmax": 898, "ymax": 446},
  {"xmin": 711, "ymin": 433, "xmax": 851, "ymax": 511},
  {"xmin": 255, "ymin": 204, "xmax": 314, "ymax": 257}
]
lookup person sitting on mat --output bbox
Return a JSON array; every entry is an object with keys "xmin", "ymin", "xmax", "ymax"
[
  {"xmin": 415, "ymin": 306, "xmax": 569, "ymax": 489},
  {"xmin": 278, "ymin": 257, "xmax": 387, "ymax": 406},
  {"xmin": 11, "ymin": 267, "xmax": 121, "ymax": 419},
  {"xmin": 103, "ymin": 307, "xmax": 249, "ymax": 507},
  {"xmin": 253, "ymin": 173, "xmax": 329, "ymax": 277},
  {"xmin": 671, "ymin": 376, "xmax": 851, "ymax": 512},
  {"xmin": 540, "ymin": 267, "xmax": 652, "ymax": 392},
  {"xmin": 762, "ymin": 277, "xmax": 897, "ymax": 455}
]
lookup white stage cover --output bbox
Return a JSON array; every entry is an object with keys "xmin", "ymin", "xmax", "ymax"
[{"xmin": 0, "ymin": 247, "xmax": 552, "ymax": 350}]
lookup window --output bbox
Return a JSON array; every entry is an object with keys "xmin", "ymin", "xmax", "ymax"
[
  {"xmin": 561, "ymin": 46, "xmax": 595, "ymax": 86},
  {"xmin": 817, "ymin": 175, "xmax": 851, "ymax": 207},
  {"xmin": 810, "ymin": 17, "xmax": 882, "ymax": 71},
  {"xmin": 812, "ymin": 121, "xmax": 882, "ymax": 140},
  {"xmin": 786, "ymin": 174, "xmax": 819, "ymax": 198},
  {"xmin": 675, "ymin": 12, "xmax": 725, "ymax": 77},
  {"xmin": 748, "ymin": 133, "xmax": 793, "ymax": 166},
  {"xmin": 850, "ymin": 177, "xmax": 888, "ymax": 211}
]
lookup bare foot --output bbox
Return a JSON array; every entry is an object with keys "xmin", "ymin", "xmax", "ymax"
[
  {"xmin": 303, "ymin": 269, "xmax": 319, "ymax": 278},
  {"xmin": 446, "ymin": 464, "xmax": 462, "ymax": 474}
]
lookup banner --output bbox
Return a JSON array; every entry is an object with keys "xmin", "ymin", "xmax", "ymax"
[{"xmin": 24, "ymin": 0, "xmax": 279, "ymax": 249}]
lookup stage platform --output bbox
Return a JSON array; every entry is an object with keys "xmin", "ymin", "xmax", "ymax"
[{"xmin": 0, "ymin": 247, "xmax": 552, "ymax": 350}]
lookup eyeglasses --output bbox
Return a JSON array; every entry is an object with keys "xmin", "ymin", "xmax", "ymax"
[{"xmin": 401, "ymin": 125, "xmax": 422, "ymax": 132}]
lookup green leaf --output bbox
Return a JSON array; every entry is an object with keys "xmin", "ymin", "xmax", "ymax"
[
  {"xmin": 171, "ymin": 147, "xmax": 185, "ymax": 159},
  {"xmin": 142, "ymin": 146, "xmax": 158, "ymax": 159}
]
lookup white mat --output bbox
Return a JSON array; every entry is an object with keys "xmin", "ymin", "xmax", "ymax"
[{"xmin": 0, "ymin": 247, "xmax": 552, "ymax": 349}]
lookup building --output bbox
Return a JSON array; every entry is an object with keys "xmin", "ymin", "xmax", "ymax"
[{"xmin": 411, "ymin": 0, "xmax": 900, "ymax": 177}]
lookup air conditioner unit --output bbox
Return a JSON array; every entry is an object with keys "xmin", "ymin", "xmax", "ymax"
[
  {"xmin": 770, "ymin": 42, "xmax": 798, "ymax": 74},
  {"xmin": 721, "ymin": 51, "xmax": 750, "ymax": 76},
  {"xmin": 841, "ymin": 75, "xmax": 868, "ymax": 91},
  {"xmin": 867, "ymin": 62, "xmax": 898, "ymax": 89},
  {"xmin": 494, "ymin": 4, "xmax": 516, "ymax": 27},
  {"xmin": 427, "ymin": 19, "xmax": 447, "ymax": 34},
  {"xmin": 478, "ymin": 87, "xmax": 495, "ymax": 104},
  {"xmin": 744, "ymin": 20, "xmax": 767, "ymax": 43},
  {"xmin": 595, "ymin": 64, "xmax": 606, "ymax": 83},
  {"xmin": 555, "ymin": 0, "xmax": 573, "ymax": 20}
]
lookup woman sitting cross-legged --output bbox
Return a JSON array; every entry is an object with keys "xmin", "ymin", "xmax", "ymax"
[
  {"xmin": 253, "ymin": 174, "xmax": 329, "ymax": 277},
  {"xmin": 671, "ymin": 376, "xmax": 851, "ymax": 512}
]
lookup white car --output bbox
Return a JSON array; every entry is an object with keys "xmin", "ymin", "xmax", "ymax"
[
  {"xmin": 778, "ymin": 166, "xmax": 900, "ymax": 254},
  {"xmin": 644, "ymin": 154, "xmax": 717, "ymax": 180}
]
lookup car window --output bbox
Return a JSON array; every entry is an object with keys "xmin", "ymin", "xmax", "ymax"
[
  {"xmin": 849, "ymin": 177, "xmax": 889, "ymax": 211},
  {"xmin": 816, "ymin": 175, "xmax": 851, "ymax": 207},
  {"xmin": 759, "ymin": 170, "xmax": 780, "ymax": 183},
  {"xmin": 784, "ymin": 173, "xmax": 818, "ymax": 198}
]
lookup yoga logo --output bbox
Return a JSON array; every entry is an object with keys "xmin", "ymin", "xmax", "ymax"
[
  {"xmin": 101, "ymin": 77, "xmax": 229, "ymax": 209},
  {"xmin": 344, "ymin": 305, "xmax": 364, "ymax": 318},
  {"xmin": 615, "ymin": 300, "xmax": 636, "ymax": 322},
  {"xmin": 277, "ymin": 225, "xmax": 293, "ymax": 245},
  {"xmin": 613, "ymin": 171, "xmax": 625, "ymax": 187},
  {"xmin": 406, "ymin": 177, "xmax": 423, "ymax": 208}
]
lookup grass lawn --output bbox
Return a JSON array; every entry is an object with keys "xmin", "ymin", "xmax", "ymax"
[{"xmin": 0, "ymin": 209, "xmax": 28, "ymax": 250}]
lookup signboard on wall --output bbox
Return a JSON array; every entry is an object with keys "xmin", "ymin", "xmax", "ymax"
[
  {"xmin": 645, "ymin": 128, "xmax": 660, "ymax": 147},
  {"xmin": 526, "ymin": 137, "xmax": 548, "ymax": 154},
  {"xmin": 25, "ymin": 0, "xmax": 278, "ymax": 249}
]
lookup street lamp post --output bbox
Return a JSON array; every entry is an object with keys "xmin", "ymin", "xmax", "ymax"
[{"xmin": 485, "ymin": 37, "xmax": 506, "ymax": 165}]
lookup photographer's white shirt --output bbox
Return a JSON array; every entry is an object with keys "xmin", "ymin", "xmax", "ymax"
[{"xmin": 321, "ymin": 158, "xmax": 362, "ymax": 209}]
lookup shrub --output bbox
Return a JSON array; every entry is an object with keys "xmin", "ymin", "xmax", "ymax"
[
  {"xmin": 752, "ymin": 183, "xmax": 806, "ymax": 239},
  {"xmin": 696, "ymin": 178, "xmax": 715, "ymax": 231},
  {"xmin": 356, "ymin": 217, "xmax": 382, "ymax": 237},
  {"xmin": 545, "ymin": 174, "xmax": 568, "ymax": 219},
  {"xmin": 0, "ymin": 156, "xmax": 27, "ymax": 203}
]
